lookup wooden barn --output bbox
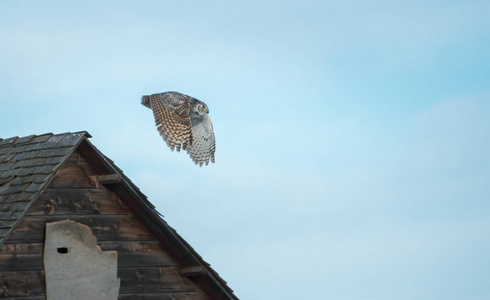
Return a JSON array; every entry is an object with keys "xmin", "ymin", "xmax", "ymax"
[{"xmin": 0, "ymin": 132, "xmax": 237, "ymax": 300}]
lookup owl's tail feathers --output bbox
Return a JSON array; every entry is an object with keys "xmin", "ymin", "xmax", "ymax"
[{"xmin": 141, "ymin": 95, "xmax": 151, "ymax": 108}]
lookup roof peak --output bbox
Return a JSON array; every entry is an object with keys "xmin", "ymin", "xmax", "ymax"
[{"xmin": 0, "ymin": 131, "xmax": 91, "ymax": 145}]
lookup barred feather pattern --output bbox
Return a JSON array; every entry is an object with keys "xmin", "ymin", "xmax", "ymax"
[
  {"xmin": 149, "ymin": 93, "xmax": 193, "ymax": 152},
  {"xmin": 187, "ymin": 114, "xmax": 216, "ymax": 166},
  {"xmin": 142, "ymin": 91, "xmax": 216, "ymax": 166}
]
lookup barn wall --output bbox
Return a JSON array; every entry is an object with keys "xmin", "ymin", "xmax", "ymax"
[{"xmin": 0, "ymin": 151, "xmax": 210, "ymax": 300}]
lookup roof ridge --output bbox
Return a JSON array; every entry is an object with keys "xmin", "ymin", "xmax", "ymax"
[{"xmin": 0, "ymin": 131, "xmax": 92, "ymax": 143}]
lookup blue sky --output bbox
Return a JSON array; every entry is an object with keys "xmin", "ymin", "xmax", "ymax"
[{"xmin": 1, "ymin": 1, "xmax": 490, "ymax": 299}]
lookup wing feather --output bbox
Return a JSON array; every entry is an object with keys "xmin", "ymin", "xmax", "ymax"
[
  {"xmin": 143, "ymin": 91, "xmax": 216, "ymax": 166},
  {"xmin": 187, "ymin": 114, "xmax": 216, "ymax": 166},
  {"xmin": 149, "ymin": 92, "xmax": 193, "ymax": 152}
]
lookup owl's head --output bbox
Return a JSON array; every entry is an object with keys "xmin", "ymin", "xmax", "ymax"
[{"xmin": 192, "ymin": 100, "xmax": 209, "ymax": 115}]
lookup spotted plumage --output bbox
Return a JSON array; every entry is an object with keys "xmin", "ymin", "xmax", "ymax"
[{"xmin": 141, "ymin": 91, "xmax": 216, "ymax": 166}]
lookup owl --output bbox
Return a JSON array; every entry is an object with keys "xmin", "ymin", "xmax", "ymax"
[{"xmin": 141, "ymin": 91, "xmax": 216, "ymax": 166}]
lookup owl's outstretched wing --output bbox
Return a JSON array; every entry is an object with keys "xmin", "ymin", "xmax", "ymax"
[
  {"xmin": 143, "ymin": 92, "xmax": 193, "ymax": 152},
  {"xmin": 188, "ymin": 113, "xmax": 216, "ymax": 166}
]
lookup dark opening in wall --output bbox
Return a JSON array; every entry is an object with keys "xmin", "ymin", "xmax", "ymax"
[{"xmin": 57, "ymin": 247, "xmax": 69, "ymax": 254}]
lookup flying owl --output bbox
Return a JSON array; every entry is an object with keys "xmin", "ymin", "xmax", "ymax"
[{"xmin": 141, "ymin": 91, "xmax": 216, "ymax": 166}]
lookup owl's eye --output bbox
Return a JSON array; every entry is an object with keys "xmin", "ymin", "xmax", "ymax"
[{"xmin": 201, "ymin": 105, "xmax": 206, "ymax": 111}]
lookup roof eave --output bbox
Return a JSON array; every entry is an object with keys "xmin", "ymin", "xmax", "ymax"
[{"xmin": 75, "ymin": 137, "xmax": 238, "ymax": 300}]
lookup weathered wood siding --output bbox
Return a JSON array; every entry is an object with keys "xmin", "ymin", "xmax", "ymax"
[{"xmin": 0, "ymin": 151, "xmax": 209, "ymax": 300}]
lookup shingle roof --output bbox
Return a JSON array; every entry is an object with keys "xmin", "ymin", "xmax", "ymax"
[
  {"xmin": 0, "ymin": 131, "xmax": 237, "ymax": 300},
  {"xmin": 0, "ymin": 131, "xmax": 89, "ymax": 242}
]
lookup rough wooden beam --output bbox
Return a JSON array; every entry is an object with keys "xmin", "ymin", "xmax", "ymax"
[
  {"xmin": 181, "ymin": 266, "xmax": 207, "ymax": 277},
  {"xmin": 98, "ymin": 174, "xmax": 121, "ymax": 185}
]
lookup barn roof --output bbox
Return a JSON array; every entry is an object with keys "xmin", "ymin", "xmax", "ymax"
[
  {"xmin": 0, "ymin": 132, "xmax": 89, "ymax": 241},
  {"xmin": 0, "ymin": 131, "xmax": 237, "ymax": 300}
]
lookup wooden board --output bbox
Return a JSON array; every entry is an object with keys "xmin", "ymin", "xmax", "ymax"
[
  {"xmin": 48, "ymin": 158, "xmax": 96, "ymax": 189},
  {"xmin": 0, "ymin": 253, "xmax": 40, "ymax": 271},
  {"xmin": 0, "ymin": 268, "xmax": 205, "ymax": 298},
  {"xmin": 0, "ymin": 270, "xmax": 45, "ymax": 298},
  {"xmin": 28, "ymin": 189, "xmax": 130, "ymax": 216},
  {"xmin": 65, "ymin": 151, "xmax": 84, "ymax": 163},
  {"xmin": 100, "ymin": 241, "xmax": 179, "ymax": 267},
  {"xmin": 0, "ymin": 297, "xmax": 45, "ymax": 300},
  {"xmin": 0, "ymin": 293, "xmax": 207, "ymax": 300},
  {"xmin": 118, "ymin": 292, "xmax": 209, "ymax": 300},
  {"xmin": 7, "ymin": 215, "xmax": 155, "ymax": 243},
  {"xmin": 118, "ymin": 267, "xmax": 198, "ymax": 294},
  {"xmin": 0, "ymin": 241, "xmax": 178, "ymax": 271}
]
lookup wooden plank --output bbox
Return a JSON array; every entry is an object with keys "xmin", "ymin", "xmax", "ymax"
[
  {"xmin": 193, "ymin": 272, "xmax": 237, "ymax": 300},
  {"xmin": 0, "ymin": 253, "xmax": 41, "ymax": 271},
  {"xmin": 118, "ymin": 291, "xmax": 209, "ymax": 300},
  {"xmin": 48, "ymin": 160, "xmax": 95, "ymax": 189},
  {"xmin": 0, "ymin": 242, "xmax": 43, "ymax": 255},
  {"xmin": 0, "ymin": 241, "xmax": 178, "ymax": 271},
  {"xmin": 118, "ymin": 267, "xmax": 200, "ymax": 294},
  {"xmin": 1, "ymin": 297, "xmax": 44, "ymax": 300},
  {"xmin": 98, "ymin": 174, "xmax": 122, "ymax": 185},
  {"xmin": 0, "ymin": 270, "xmax": 45, "ymax": 298},
  {"xmin": 76, "ymin": 140, "xmax": 113, "ymax": 175},
  {"xmin": 0, "ymin": 243, "xmax": 44, "ymax": 271},
  {"xmin": 112, "ymin": 184, "xmax": 201, "ymax": 267},
  {"xmin": 7, "ymin": 215, "xmax": 155, "ymax": 243},
  {"xmin": 181, "ymin": 266, "xmax": 207, "ymax": 277},
  {"xmin": 100, "ymin": 241, "xmax": 178, "ymax": 267},
  {"xmin": 0, "ymin": 268, "xmax": 205, "ymax": 298},
  {"xmin": 66, "ymin": 151, "xmax": 84, "ymax": 162},
  {"xmin": 28, "ymin": 189, "xmax": 130, "ymax": 216}
]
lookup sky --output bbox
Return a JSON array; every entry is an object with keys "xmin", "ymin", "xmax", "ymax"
[{"xmin": 1, "ymin": 1, "xmax": 490, "ymax": 299}]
